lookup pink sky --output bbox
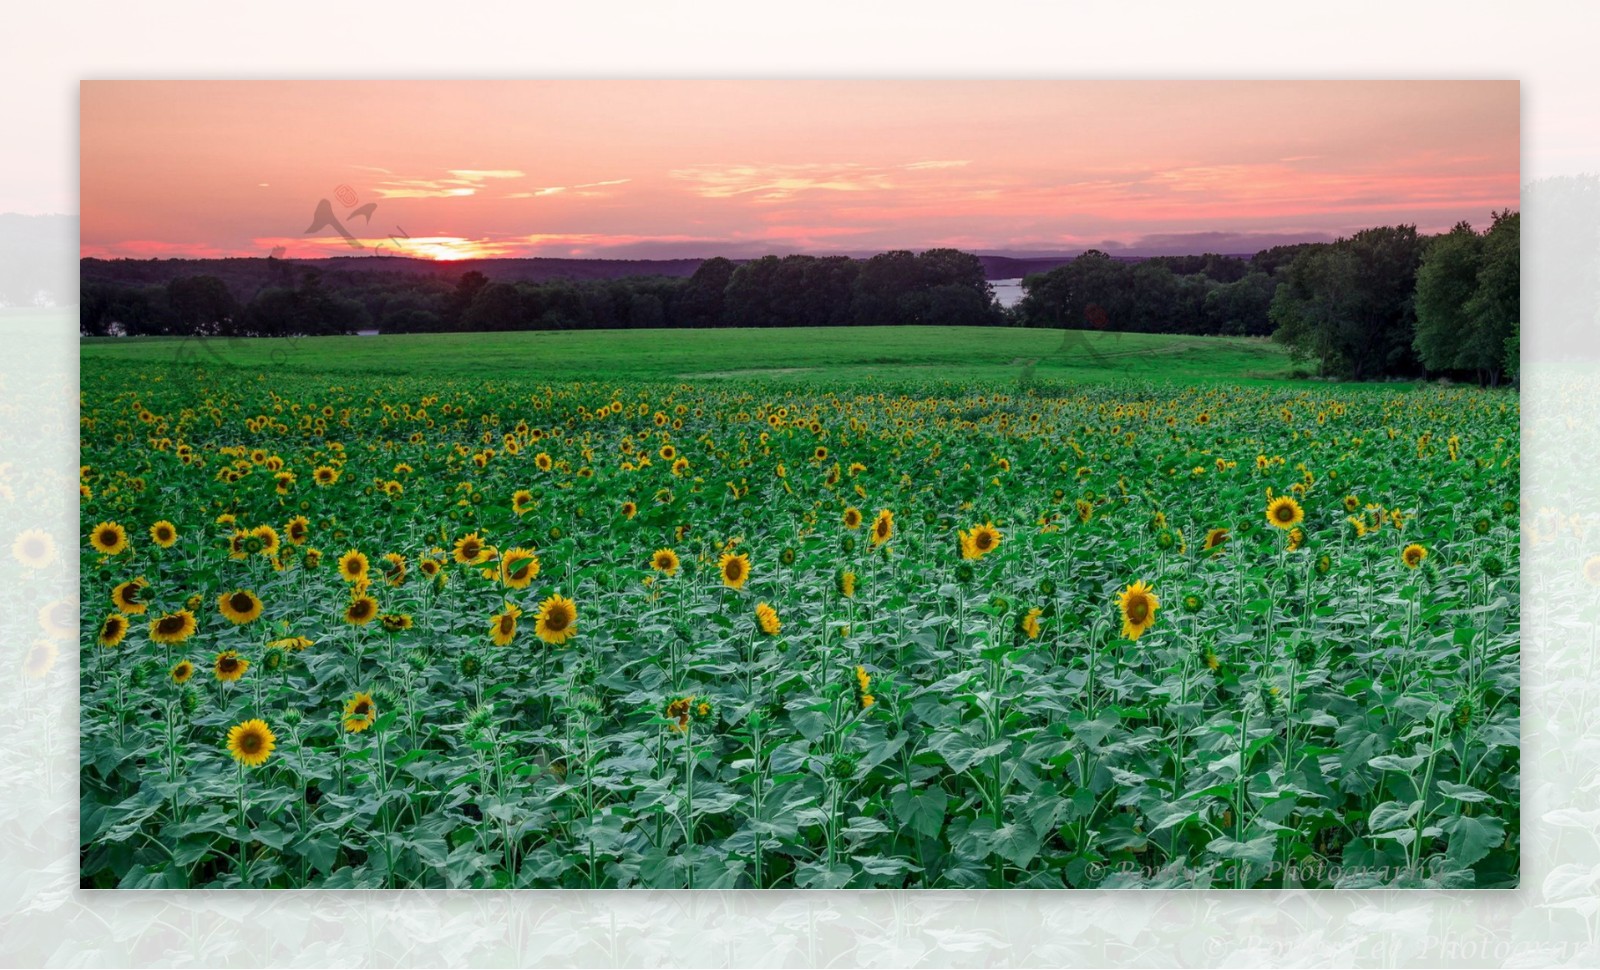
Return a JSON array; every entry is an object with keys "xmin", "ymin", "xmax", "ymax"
[{"xmin": 79, "ymin": 80, "xmax": 1519, "ymax": 261}]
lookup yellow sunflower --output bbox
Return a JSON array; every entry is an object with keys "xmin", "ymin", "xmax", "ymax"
[
  {"xmin": 269, "ymin": 635, "xmax": 314, "ymax": 651},
  {"xmin": 1203, "ymin": 528, "xmax": 1230, "ymax": 553},
  {"xmin": 1021, "ymin": 607, "xmax": 1044, "ymax": 640},
  {"xmin": 343, "ymin": 692, "xmax": 377, "ymax": 733},
  {"xmin": 11, "ymin": 528, "xmax": 56, "ymax": 568},
  {"xmin": 380, "ymin": 552, "xmax": 407, "ymax": 586},
  {"xmin": 252, "ymin": 525, "xmax": 280, "ymax": 555},
  {"xmin": 755, "ymin": 602, "xmax": 781, "ymax": 636},
  {"xmin": 149, "ymin": 520, "xmax": 178, "ymax": 548},
  {"xmin": 489, "ymin": 604, "xmax": 521, "ymax": 646},
  {"xmin": 112, "ymin": 577, "xmax": 150, "ymax": 615},
  {"xmin": 453, "ymin": 532, "xmax": 489, "ymax": 565},
  {"xmin": 89, "ymin": 521, "xmax": 128, "ymax": 555},
  {"xmin": 1401, "ymin": 543, "xmax": 1428, "ymax": 569},
  {"xmin": 960, "ymin": 522, "xmax": 1002, "ymax": 560},
  {"xmin": 213, "ymin": 650, "xmax": 249, "ymax": 682},
  {"xmin": 1117, "ymin": 580, "xmax": 1160, "ymax": 641},
  {"xmin": 843, "ymin": 506, "xmax": 863, "ymax": 530},
  {"xmin": 719, "ymin": 552, "xmax": 751, "ymax": 589},
  {"xmin": 534, "ymin": 595, "xmax": 578, "ymax": 645},
  {"xmin": 1266, "ymin": 496, "xmax": 1304, "ymax": 530},
  {"xmin": 170, "ymin": 659, "xmax": 195, "ymax": 684},
  {"xmin": 871, "ymin": 509, "xmax": 894, "ymax": 546},
  {"xmin": 837, "ymin": 569, "xmax": 857, "ymax": 598},
  {"xmin": 338, "ymin": 549, "xmax": 369, "ymax": 583},
  {"xmin": 226, "ymin": 719, "xmax": 276, "ymax": 768},
  {"xmin": 512, "ymin": 489, "xmax": 535, "ymax": 515},
  {"xmin": 344, "ymin": 594, "xmax": 379, "ymax": 626},
  {"xmin": 285, "ymin": 515, "xmax": 310, "ymax": 545},
  {"xmin": 218, "ymin": 589, "xmax": 264, "ymax": 625},
  {"xmin": 148, "ymin": 609, "xmax": 197, "ymax": 645},
  {"xmin": 96, "ymin": 613, "xmax": 129, "ymax": 648},
  {"xmin": 500, "ymin": 548, "xmax": 541, "ymax": 588},
  {"xmin": 650, "ymin": 547, "xmax": 680, "ymax": 577},
  {"xmin": 853, "ymin": 665, "xmax": 875, "ymax": 709}
]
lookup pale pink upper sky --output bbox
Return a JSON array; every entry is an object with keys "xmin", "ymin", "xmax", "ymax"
[{"xmin": 79, "ymin": 80, "xmax": 1519, "ymax": 261}]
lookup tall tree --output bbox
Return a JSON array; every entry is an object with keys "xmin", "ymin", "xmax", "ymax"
[{"xmin": 1413, "ymin": 222, "xmax": 1485, "ymax": 374}]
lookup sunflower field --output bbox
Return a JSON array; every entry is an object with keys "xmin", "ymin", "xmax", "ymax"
[{"xmin": 78, "ymin": 360, "xmax": 1520, "ymax": 888}]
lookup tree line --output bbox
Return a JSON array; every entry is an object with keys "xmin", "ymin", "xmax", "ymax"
[
  {"xmin": 78, "ymin": 248, "xmax": 1007, "ymax": 338},
  {"xmin": 1014, "ymin": 214, "xmax": 1519, "ymax": 383},
  {"xmin": 80, "ymin": 218, "xmax": 1519, "ymax": 384}
]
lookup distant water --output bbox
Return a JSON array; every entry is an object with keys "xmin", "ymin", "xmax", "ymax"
[{"xmin": 991, "ymin": 278, "xmax": 1024, "ymax": 308}]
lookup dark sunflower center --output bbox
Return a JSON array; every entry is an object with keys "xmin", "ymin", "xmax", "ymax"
[
  {"xmin": 157, "ymin": 616, "xmax": 184, "ymax": 634},
  {"xmin": 498, "ymin": 616, "xmax": 514, "ymax": 634},
  {"xmin": 976, "ymin": 533, "xmax": 993, "ymax": 550},
  {"xmin": 239, "ymin": 733, "xmax": 262, "ymax": 754},
  {"xmin": 351, "ymin": 600, "xmax": 373, "ymax": 618},
  {"xmin": 104, "ymin": 618, "xmax": 122, "ymax": 634},
  {"xmin": 1275, "ymin": 506, "xmax": 1294, "ymax": 521},
  {"xmin": 1128, "ymin": 598, "xmax": 1149, "ymax": 622},
  {"xmin": 463, "ymin": 542, "xmax": 480, "ymax": 558},
  {"xmin": 544, "ymin": 608, "xmax": 571, "ymax": 631},
  {"xmin": 230, "ymin": 592, "xmax": 254, "ymax": 612},
  {"xmin": 219, "ymin": 657, "xmax": 239, "ymax": 672},
  {"xmin": 99, "ymin": 529, "xmax": 118, "ymax": 545},
  {"xmin": 726, "ymin": 563, "xmax": 743, "ymax": 580},
  {"xmin": 156, "ymin": 527, "xmax": 172, "ymax": 540},
  {"xmin": 354, "ymin": 701, "xmax": 371, "ymax": 716}
]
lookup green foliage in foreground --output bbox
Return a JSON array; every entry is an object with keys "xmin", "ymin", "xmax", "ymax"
[{"xmin": 79, "ymin": 357, "xmax": 1517, "ymax": 888}]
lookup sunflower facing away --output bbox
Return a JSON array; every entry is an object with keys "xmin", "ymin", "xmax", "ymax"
[
  {"xmin": 853, "ymin": 665, "xmax": 875, "ymax": 709},
  {"xmin": 1266, "ymin": 496, "xmax": 1304, "ymax": 530},
  {"xmin": 148, "ymin": 609, "xmax": 197, "ymax": 645},
  {"xmin": 534, "ymin": 595, "xmax": 577, "ymax": 645},
  {"xmin": 226, "ymin": 719, "xmax": 276, "ymax": 768},
  {"xmin": 719, "ymin": 552, "xmax": 751, "ymax": 589},
  {"xmin": 755, "ymin": 601, "xmax": 781, "ymax": 636},
  {"xmin": 651, "ymin": 547, "xmax": 680, "ymax": 577},
  {"xmin": 1117, "ymin": 580, "xmax": 1160, "ymax": 641},
  {"xmin": 89, "ymin": 521, "xmax": 128, "ymax": 555},
  {"xmin": 1402, "ymin": 543, "xmax": 1428, "ymax": 569},
  {"xmin": 213, "ymin": 650, "xmax": 249, "ymax": 682},
  {"xmin": 837, "ymin": 569, "xmax": 857, "ymax": 598},
  {"xmin": 1020, "ymin": 607, "xmax": 1044, "ymax": 640},
  {"xmin": 218, "ymin": 588, "xmax": 264, "ymax": 625},
  {"xmin": 343, "ymin": 692, "xmax": 377, "ymax": 733}
]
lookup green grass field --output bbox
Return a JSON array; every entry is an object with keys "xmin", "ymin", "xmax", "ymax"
[{"xmin": 81, "ymin": 326, "xmax": 1303, "ymax": 386}]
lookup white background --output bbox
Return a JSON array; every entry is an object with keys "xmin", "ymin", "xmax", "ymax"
[{"xmin": 3, "ymin": 2, "xmax": 1597, "ymax": 965}]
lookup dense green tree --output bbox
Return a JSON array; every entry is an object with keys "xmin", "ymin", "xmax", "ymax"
[{"xmin": 1413, "ymin": 222, "xmax": 1485, "ymax": 374}]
